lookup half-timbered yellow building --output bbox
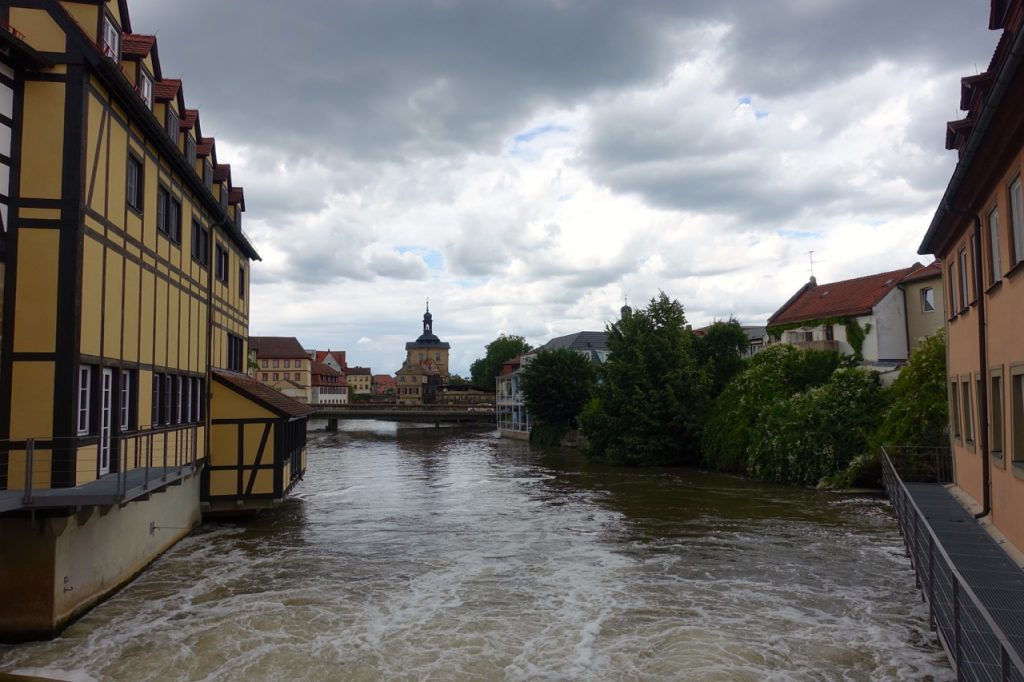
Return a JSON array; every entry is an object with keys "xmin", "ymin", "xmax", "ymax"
[{"xmin": 0, "ymin": 0, "xmax": 309, "ymax": 640}]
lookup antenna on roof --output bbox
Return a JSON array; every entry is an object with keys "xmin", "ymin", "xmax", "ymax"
[{"xmin": 807, "ymin": 250, "xmax": 817, "ymax": 278}]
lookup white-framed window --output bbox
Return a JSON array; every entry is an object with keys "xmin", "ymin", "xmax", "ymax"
[
  {"xmin": 164, "ymin": 374, "xmax": 173, "ymax": 425},
  {"xmin": 992, "ymin": 372, "xmax": 1004, "ymax": 459},
  {"xmin": 948, "ymin": 260, "xmax": 958, "ymax": 314},
  {"xmin": 185, "ymin": 135, "xmax": 196, "ymax": 167},
  {"xmin": 1012, "ymin": 176, "xmax": 1024, "ymax": 265},
  {"xmin": 120, "ymin": 369, "xmax": 131, "ymax": 430},
  {"xmin": 126, "ymin": 154, "xmax": 143, "ymax": 211},
  {"xmin": 921, "ymin": 287, "xmax": 935, "ymax": 313},
  {"xmin": 183, "ymin": 377, "xmax": 192, "ymax": 423},
  {"xmin": 78, "ymin": 366, "xmax": 92, "ymax": 435},
  {"xmin": 153, "ymin": 373, "xmax": 161, "ymax": 426},
  {"xmin": 101, "ymin": 15, "xmax": 120, "ymax": 62},
  {"xmin": 989, "ymin": 206, "xmax": 1001, "ymax": 284},
  {"xmin": 166, "ymin": 107, "xmax": 179, "ymax": 143},
  {"xmin": 139, "ymin": 71, "xmax": 153, "ymax": 109}
]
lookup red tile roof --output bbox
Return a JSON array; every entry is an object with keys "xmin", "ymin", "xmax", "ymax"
[
  {"xmin": 229, "ymin": 187, "xmax": 244, "ymax": 206},
  {"xmin": 212, "ymin": 369, "xmax": 311, "ymax": 418},
  {"xmin": 196, "ymin": 137, "xmax": 214, "ymax": 157},
  {"xmin": 347, "ymin": 366, "xmax": 372, "ymax": 376},
  {"xmin": 179, "ymin": 108, "xmax": 198, "ymax": 131},
  {"xmin": 314, "ymin": 350, "xmax": 347, "ymax": 368},
  {"xmin": 312, "ymin": 362, "xmax": 347, "ymax": 387},
  {"xmin": 374, "ymin": 374, "xmax": 396, "ymax": 387},
  {"xmin": 154, "ymin": 78, "xmax": 180, "ymax": 102},
  {"xmin": 900, "ymin": 260, "xmax": 942, "ymax": 284},
  {"xmin": 250, "ymin": 336, "xmax": 308, "ymax": 359},
  {"xmin": 122, "ymin": 33, "xmax": 154, "ymax": 59},
  {"xmin": 769, "ymin": 265, "xmax": 919, "ymax": 327},
  {"xmin": 213, "ymin": 164, "xmax": 231, "ymax": 183}
]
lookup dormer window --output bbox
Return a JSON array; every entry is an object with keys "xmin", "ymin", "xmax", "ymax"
[
  {"xmin": 139, "ymin": 72, "xmax": 153, "ymax": 109},
  {"xmin": 203, "ymin": 162, "xmax": 213, "ymax": 190},
  {"xmin": 220, "ymin": 185, "xmax": 228, "ymax": 209},
  {"xmin": 101, "ymin": 16, "xmax": 120, "ymax": 62},
  {"xmin": 186, "ymin": 136, "xmax": 196, "ymax": 167},
  {"xmin": 166, "ymin": 107, "xmax": 178, "ymax": 143}
]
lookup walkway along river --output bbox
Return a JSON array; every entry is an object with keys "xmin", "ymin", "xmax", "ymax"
[{"xmin": 1, "ymin": 421, "xmax": 951, "ymax": 680}]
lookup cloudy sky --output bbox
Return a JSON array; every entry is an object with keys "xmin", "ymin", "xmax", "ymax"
[{"xmin": 130, "ymin": 0, "xmax": 996, "ymax": 377}]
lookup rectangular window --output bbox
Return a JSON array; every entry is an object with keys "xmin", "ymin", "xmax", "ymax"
[
  {"xmin": 191, "ymin": 220, "xmax": 209, "ymax": 266},
  {"xmin": 101, "ymin": 15, "xmax": 120, "ymax": 62},
  {"xmin": 958, "ymin": 247, "xmax": 970, "ymax": 309},
  {"xmin": 989, "ymin": 206, "xmax": 1001, "ymax": 285},
  {"xmin": 153, "ymin": 373, "xmax": 162, "ymax": 426},
  {"xmin": 948, "ymin": 260, "xmax": 959, "ymax": 314},
  {"xmin": 824, "ymin": 325, "xmax": 834, "ymax": 342},
  {"xmin": 992, "ymin": 373, "xmax": 1004, "ymax": 459},
  {"xmin": 186, "ymin": 136, "xmax": 197, "ymax": 167},
  {"xmin": 220, "ymin": 184, "xmax": 229, "ymax": 209},
  {"xmin": 78, "ymin": 366, "xmax": 92, "ymax": 435},
  {"xmin": 273, "ymin": 373, "xmax": 279, "ymax": 381},
  {"xmin": 273, "ymin": 359, "xmax": 280, "ymax": 369},
  {"xmin": 262, "ymin": 373, "xmax": 268, "ymax": 380},
  {"xmin": 227, "ymin": 334, "xmax": 243, "ymax": 372},
  {"xmin": 139, "ymin": 71, "xmax": 153, "ymax": 109},
  {"xmin": 215, "ymin": 244, "xmax": 228, "ymax": 282},
  {"xmin": 962, "ymin": 379, "xmax": 975, "ymax": 445},
  {"xmin": 284, "ymin": 360, "xmax": 291, "ymax": 369},
  {"xmin": 921, "ymin": 287, "xmax": 935, "ymax": 313},
  {"xmin": 166, "ymin": 107, "xmax": 179, "ymax": 143},
  {"xmin": 176, "ymin": 376, "xmax": 183, "ymax": 424},
  {"xmin": 951, "ymin": 378, "xmax": 962, "ymax": 440},
  {"xmin": 164, "ymin": 374, "xmax": 173, "ymax": 426},
  {"xmin": 120, "ymin": 369, "xmax": 132, "ymax": 430},
  {"xmin": 1012, "ymin": 176, "xmax": 1024, "ymax": 265},
  {"xmin": 126, "ymin": 155, "xmax": 143, "ymax": 212},
  {"xmin": 239, "ymin": 266, "xmax": 245, "ymax": 300},
  {"xmin": 195, "ymin": 378, "xmax": 204, "ymax": 421},
  {"xmin": 1013, "ymin": 372, "xmax": 1024, "ymax": 463},
  {"xmin": 261, "ymin": 359, "xmax": 268, "ymax": 368},
  {"xmin": 156, "ymin": 186, "xmax": 169, "ymax": 235},
  {"xmin": 168, "ymin": 197, "xmax": 182, "ymax": 243},
  {"xmin": 204, "ymin": 162, "xmax": 214, "ymax": 191}
]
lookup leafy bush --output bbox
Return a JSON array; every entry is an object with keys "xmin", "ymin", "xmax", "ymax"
[
  {"xmin": 701, "ymin": 344, "xmax": 840, "ymax": 474},
  {"xmin": 746, "ymin": 367, "xmax": 884, "ymax": 486},
  {"xmin": 520, "ymin": 347, "xmax": 595, "ymax": 438}
]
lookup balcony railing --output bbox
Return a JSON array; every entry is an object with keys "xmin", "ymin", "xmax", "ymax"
[{"xmin": 881, "ymin": 445, "xmax": 1024, "ymax": 680}]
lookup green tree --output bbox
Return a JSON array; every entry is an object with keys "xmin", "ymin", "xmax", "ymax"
[
  {"xmin": 873, "ymin": 331, "xmax": 948, "ymax": 449},
  {"xmin": 582, "ymin": 292, "xmax": 707, "ymax": 466},
  {"xmin": 469, "ymin": 334, "xmax": 532, "ymax": 387},
  {"xmin": 693, "ymin": 319, "xmax": 750, "ymax": 398},
  {"xmin": 746, "ymin": 367, "xmax": 884, "ymax": 486},
  {"xmin": 702, "ymin": 344, "xmax": 841, "ymax": 474},
  {"xmin": 519, "ymin": 348, "xmax": 595, "ymax": 443}
]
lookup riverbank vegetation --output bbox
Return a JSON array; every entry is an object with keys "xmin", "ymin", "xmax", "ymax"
[{"xmin": 520, "ymin": 347, "xmax": 595, "ymax": 446}]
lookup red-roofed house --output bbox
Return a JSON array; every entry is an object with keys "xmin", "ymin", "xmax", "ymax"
[
  {"xmin": 373, "ymin": 374, "xmax": 396, "ymax": 397},
  {"xmin": 313, "ymin": 349, "xmax": 347, "ymax": 374},
  {"xmin": 251, "ymin": 336, "xmax": 312, "ymax": 403},
  {"xmin": 768, "ymin": 265, "xmax": 920, "ymax": 365},
  {"xmin": 312, "ymin": 362, "xmax": 348, "ymax": 405},
  {"xmin": 899, "ymin": 260, "xmax": 945, "ymax": 352}
]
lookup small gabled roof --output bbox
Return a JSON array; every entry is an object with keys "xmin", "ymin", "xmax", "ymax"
[
  {"xmin": 154, "ymin": 78, "xmax": 180, "ymax": 102},
  {"xmin": 250, "ymin": 336, "xmax": 308, "ymax": 359},
  {"xmin": 212, "ymin": 369, "xmax": 311, "ymax": 418},
  {"xmin": 179, "ymin": 108, "xmax": 198, "ymax": 131},
  {"xmin": 196, "ymin": 137, "xmax": 215, "ymax": 158},
  {"xmin": 122, "ymin": 33, "xmax": 155, "ymax": 59},
  {"xmin": 214, "ymin": 163, "xmax": 232, "ymax": 184},
  {"xmin": 768, "ymin": 265, "xmax": 919, "ymax": 327},
  {"xmin": 229, "ymin": 187, "xmax": 245, "ymax": 210}
]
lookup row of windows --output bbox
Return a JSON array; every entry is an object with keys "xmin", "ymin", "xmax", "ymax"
[
  {"xmin": 78, "ymin": 366, "xmax": 206, "ymax": 436},
  {"xmin": 261, "ymin": 372, "xmax": 303, "ymax": 382},
  {"xmin": 126, "ymin": 155, "xmax": 246, "ymax": 302},
  {"xmin": 951, "ymin": 368, "xmax": 1024, "ymax": 464},
  {"xmin": 948, "ymin": 175, "xmax": 1024, "ymax": 316},
  {"xmin": 153, "ymin": 374, "xmax": 205, "ymax": 428},
  {"xmin": 260, "ymin": 359, "xmax": 305, "ymax": 369}
]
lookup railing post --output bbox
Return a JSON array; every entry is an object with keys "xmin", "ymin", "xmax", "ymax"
[
  {"xmin": 928, "ymin": 533, "xmax": 935, "ymax": 630},
  {"xmin": 953, "ymin": 579, "xmax": 962, "ymax": 680},
  {"xmin": 22, "ymin": 438, "xmax": 34, "ymax": 505}
]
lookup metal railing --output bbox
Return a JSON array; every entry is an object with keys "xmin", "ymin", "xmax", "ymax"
[
  {"xmin": 882, "ymin": 445, "xmax": 1024, "ymax": 681},
  {"xmin": 13, "ymin": 425, "xmax": 199, "ymax": 507}
]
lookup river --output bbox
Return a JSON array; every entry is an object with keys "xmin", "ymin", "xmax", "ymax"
[{"xmin": 1, "ymin": 420, "xmax": 950, "ymax": 681}]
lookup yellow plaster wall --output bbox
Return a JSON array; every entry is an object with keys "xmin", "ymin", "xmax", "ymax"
[
  {"xmin": 13, "ymin": 229, "xmax": 59, "ymax": 354},
  {"xmin": 79, "ymin": 236, "xmax": 103, "ymax": 357},
  {"xmin": 76, "ymin": 444, "xmax": 98, "ymax": 486},
  {"xmin": 61, "ymin": 3, "xmax": 98, "ymax": 41},
  {"xmin": 210, "ymin": 382, "xmax": 275, "ymax": 421},
  {"xmin": 18, "ymin": 208, "xmax": 60, "ymax": 221},
  {"xmin": 9, "ymin": 362, "xmax": 54, "ymax": 440},
  {"xmin": 250, "ymin": 469, "xmax": 273, "ymax": 495},
  {"xmin": 107, "ymin": 123, "xmax": 127, "ymax": 232},
  {"xmin": 85, "ymin": 95, "xmax": 107, "ymax": 215},
  {"xmin": 154, "ymin": 277, "xmax": 167, "ymax": 366},
  {"xmin": 4, "ymin": 448, "xmax": 53, "ymax": 490},
  {"xmin": 103, "ymin": 251, "xmax": 123, "ymax": 358},
  {"xmin": 123, "ymin": 260, "xmax": 140, "ymax": 362},
  {"xmin": 19, "ymin": 81, "xmax": 64, "ymax": 200},
  {"xmin": 9, "ymin": 8, "xmax": 66, "ymax": 53},
  {"xmin": 138, "ymin": 370, "xmax": 152, "ymax": 430}
]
